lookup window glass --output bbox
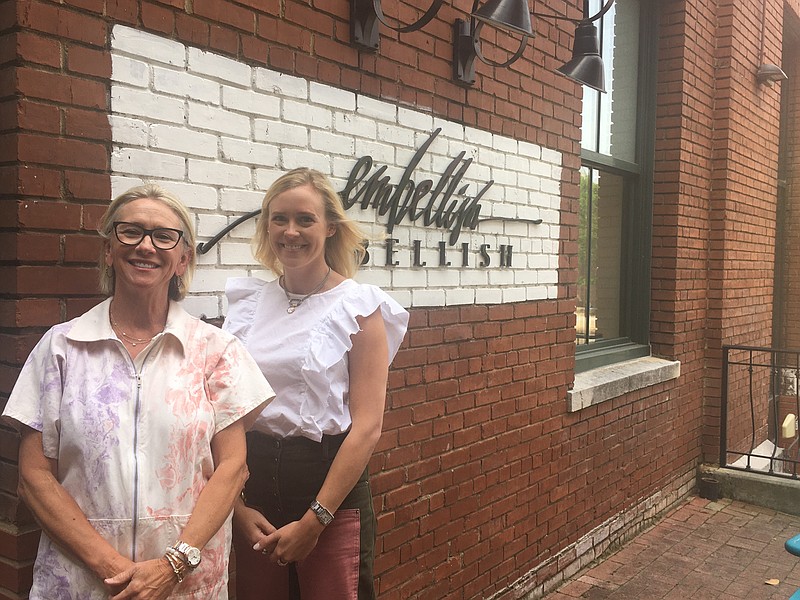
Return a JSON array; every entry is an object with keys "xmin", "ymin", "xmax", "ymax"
[
  {"xmin": 576, "ymin": 0, "xmax": 653, "ymax": 369},
  {"xmin": 581, "ymin": 0, "xmax": 640, "ymax": 162},
  {"xmin": 577, "ymin": 167, "xmax": 624, "ymax": 344}
]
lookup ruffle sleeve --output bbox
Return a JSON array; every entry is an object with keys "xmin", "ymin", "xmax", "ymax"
[
  {"xmin": 223, "ymin": 277, "xmax": 266, "ymax": 345},
  {"xmin": 303, "ymin": 284, "xmax": 409, "ymax": 401}
]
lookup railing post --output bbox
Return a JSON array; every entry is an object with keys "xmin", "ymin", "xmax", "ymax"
[{"xmin": 720, "ymin": 345, "xmax": 729, "ymax": 467}]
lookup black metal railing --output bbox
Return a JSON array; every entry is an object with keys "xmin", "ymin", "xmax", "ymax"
[{"xmin": 721, "ymin": 345, "xmax": 800, "ymax": 478}]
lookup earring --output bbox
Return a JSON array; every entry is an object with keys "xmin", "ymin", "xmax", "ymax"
[
  {"xmin": 106, "ymin": 266, "xmax": 114, "ymax": 277},
  {"xmin": 177, "ymin": 275, "xmax": 184, "ymax": 291}
]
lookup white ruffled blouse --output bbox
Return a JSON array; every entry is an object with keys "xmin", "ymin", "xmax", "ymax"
[{"xmin": 224, "ymin": 278, "xmax": 409, "ymax": 441}]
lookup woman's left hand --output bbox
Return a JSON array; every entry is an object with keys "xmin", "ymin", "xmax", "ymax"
[
  {"xmin": 104, "ymin": 557, "xmax": 178, "ymax": 600},
  {"xmin": 263, "ymin": 511, "xmax": 325, "ymax": 565}
]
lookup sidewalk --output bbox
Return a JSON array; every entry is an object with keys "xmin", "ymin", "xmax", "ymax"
[{"xmin": 546, "ymin": 496, "xmax": 800, "ymax": 599}]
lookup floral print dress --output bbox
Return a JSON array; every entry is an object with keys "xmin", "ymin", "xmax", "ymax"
[{"xmin": 3, "ymin": 299, "xmax": 273, "ymax": 599}]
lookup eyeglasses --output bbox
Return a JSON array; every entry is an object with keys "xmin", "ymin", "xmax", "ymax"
[{"xmin": 113, "ymin": 222, "xmax": 185, "ymax": 250}]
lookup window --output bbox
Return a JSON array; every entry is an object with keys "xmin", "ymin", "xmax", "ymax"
[{"xmin": 575, "ymin": 0, "xmax": 657, "ymax": 372}]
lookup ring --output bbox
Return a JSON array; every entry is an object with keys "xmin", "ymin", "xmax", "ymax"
[
  {"xmin": 261, "ymin": 549, "xmax": 268, "ymax": 555},
  {"xmin": 277, "ymin": 559, "xmax": 288, "ymax": 567}
]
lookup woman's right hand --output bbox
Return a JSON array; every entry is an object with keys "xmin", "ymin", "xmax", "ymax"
[
  {"xmin": 233, "ymin": 501, "xmax": 278, "ymax": 554},
  {"xmin": 104, "ymin": 557, "xmax": 177, "ymax": 600}
]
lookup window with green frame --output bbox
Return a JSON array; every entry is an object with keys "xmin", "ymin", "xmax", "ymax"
[{"xmin": 575, "ymin": 0, "xmax": 657, "ymax": 372}]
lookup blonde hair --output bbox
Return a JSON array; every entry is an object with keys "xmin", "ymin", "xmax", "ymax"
[
  {"xmin": 253, "ymin": 168, "xmax": 367, "ymax": 278},
  {"xmin": 97, "ymin": 183, "xmax": 197, "ymax": 300}
]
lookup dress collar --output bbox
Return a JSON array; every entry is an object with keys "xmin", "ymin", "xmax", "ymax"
[{"xmin": 66, "ymin": 297, "xmax": 189, "ymax": 353}]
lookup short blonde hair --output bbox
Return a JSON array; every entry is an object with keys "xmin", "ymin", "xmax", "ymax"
[
  {"xmin": 98, "ymin": 183, "xmax": 197, "ymax": 300},
  {"xmin": 253, "ymin": 168, "xmax": 367, "ymax": 278}
]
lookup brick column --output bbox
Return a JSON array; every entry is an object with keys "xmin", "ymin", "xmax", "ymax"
[{"xmin": 0, "ymin": 2, "xmax": 113, "ymax": 596}]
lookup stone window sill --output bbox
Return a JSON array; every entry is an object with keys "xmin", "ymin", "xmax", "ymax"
[{"xmin": 567, "ymin": 356, "xmax": 681, "ymax": 412}]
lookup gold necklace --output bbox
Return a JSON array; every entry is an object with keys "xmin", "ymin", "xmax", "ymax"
[
  {"xmin": 109, "ymin": 307, "xmax": 157, "ymax": 347},
  {"xmin": 280, "ymin": 267, "xmax": 332, "ymax": 314}
]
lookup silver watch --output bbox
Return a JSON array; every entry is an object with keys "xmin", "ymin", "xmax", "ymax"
[
  {"xmin": 172, "ymin": 541, "xmax": 201, "ymax": 569},
  {"xmin": 310, "ymin": 500, "xmax": 334, "ymax": 526}
]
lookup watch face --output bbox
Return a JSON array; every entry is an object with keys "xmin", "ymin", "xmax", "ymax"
[
  {"xmin": 186, "ymin": 547, "xmax": 201, "ymax": 566},
  {"xmin": 312, "ymin": 502, "xmax": 333, "ymax": 525}
]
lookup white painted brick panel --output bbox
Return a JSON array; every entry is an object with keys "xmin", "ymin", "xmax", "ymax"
[
  {"xmin": 503, "ymin": 287, "xmax": 527, "ymax": 303},
  {"xmin": 153, "ymin": 67, "xmax": 220, "ymax": 104},
  {"xmin": 223, "ymin": 86, "xmax": 280, "ymax": 118},
  {"xmin": 188, "ymin": 103, "xmax": 251, "ymax": 138},
  {"xmin": 433, "ymin": 118, "xmax": 464, "ymax": 140},
  {"xmin": 310, "ymin": 82, "xmax": 356, "ymax": 110},
  {"xmin": 464, "ymin": 126, "xmax": 493, "ymax": 147},
  {"xmin": 111, "ymin": 87, "xmax": 186, "ymax": 124},
  {"xmin": 354, "ymin": 140, "xmax": 395, "ymax": 164},
  {"xmin": 182, "ymin": 295, "xmax": 221, "ymax": 319},
  {"xmin": 110, "ymin": 25, "xmax": 564, "ymax": 313},
  {"xmin": 411, "ymin": 289, "xmax": 446, "ymax": 307},
  {"xmin": 356, "ymin": 95, "xmax": 397, "ymax": 121},
  {"xmin": 220, "ymin": 242, "xmax": 256, "ymax": 265},
  {"xmin": 109, "ymin": 116, "xmax": 148, "ymax": 146},
  {"xmin": 254, "ymin": 119, "xmax": 308, "ymax": 147},
  {"xmin": 254, "ymin": 168, "xmax": 286, "ymax": 191},
  {"xmin": 150, "ymin": 124, "xmax": 218, "ymax": 158},
  {"xmin": 445, "ymin": 288, "xmax": 476, "ymax": 305},
  {"xmin": 111, "ymin": 148, "xmax": 185, "ymax": 179},
  {"xmin": 173, "ymin": 184, "xmax": 219, "ymax": 211},
  {"xmin": 310, "ymin": 131, "xmax": 355, "ymax": 156},
  {"xmin": 111, "ymin": 55, "xmax": 149, "ymax": 87},
  {"xmin": 255, "ymin": 69, "xmax": 307, "ymax": 98},
  {"xmin": 334, "ymin": 113, "xmax": 377, "ymax": 138},
  {"xmin": 221, "ymin": 137, "xmax": 279, "ymax": 167},
  {"xmin": 519, "ymin": 140, "xmax": 542, "ymax": 159},
  {"xmin": 475, "ymin": 288, "xmax": 503, "ymax": 303},
  {"xmin": 187, "ymin": 159, "xmax": 251, "ymax": 187},
  {"xmin": 280, "ymin": 149, "xmax": 332, "ymax": 173},
  {"xmin": 187, "ymin": 48, "xmax": 252, "ymax": 86},
  {"xmin": 191, "ymin": 267, "xmax": 246, "ymax": 292},
  {"xmin": 196, "ymin": 213, "xmax": 229, "ymax": 238},
  {"xmin": 220, "ymin": 189, "xmax": 264, "ymax": 212},
  {"xmin": 377, "ymin": 123, "xmax": 415, "ymax": 147},
  {"xmin": 356, "ymin": 269, "xmax": 391, "ymax": 287},
  {"xmin": 112, "ymin": 27, "xmax": 185, "ymax": 66},
  {"xmin": 283, "ymin": 100, "xmax": 332, "ymax": 129},
  {"xmin": 397, "ymin": 107, "xmax": 433, "ymax": 131}
]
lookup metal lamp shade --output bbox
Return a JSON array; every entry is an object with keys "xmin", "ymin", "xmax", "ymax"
[
  {"xmin": 557, "ymin": 21, "xmax": 606, "ymax": 92},
  {"xmin": 471, "ymin": 0, "xmax": 533, "ymax": 36}
]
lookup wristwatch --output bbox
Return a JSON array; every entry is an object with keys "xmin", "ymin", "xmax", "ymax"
[
  {"xmin": 310, "ymin": 500, "xmax": 334, "ymax": 526},
  {"xmin": 172, "ymin": 541, "xmax": 202, "ymax": 569}
]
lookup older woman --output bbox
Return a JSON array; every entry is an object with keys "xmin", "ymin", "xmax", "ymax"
[
  {"xmin": 3, "ymin": 184, "xmax": 273, "ymax": 599},
  {"xmin": 224, "ymin": 168, "xmax": 408, "ymax": 600}
]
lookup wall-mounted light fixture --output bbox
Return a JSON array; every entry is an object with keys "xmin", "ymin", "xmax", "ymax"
[
  {"xmin": 754, "ymin": 0, "xmax": 787, "ymax": 88},
  {"xmin": 756, "ymin": 64, "xmax": 787, "ymax": 87},
  {"xmin": 351, "ymin": 0, "xmax": 614, "ymax": 92}
]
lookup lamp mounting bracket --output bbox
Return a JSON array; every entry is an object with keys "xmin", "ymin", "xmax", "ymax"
[{"xmin": 352, "ymin": 0, "xmax": 445, "ymax": 51}]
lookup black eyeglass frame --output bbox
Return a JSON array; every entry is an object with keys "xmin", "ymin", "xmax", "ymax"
[{"xmin": 113, "ymin": 221, "xmax": 185, "ymax": 250}]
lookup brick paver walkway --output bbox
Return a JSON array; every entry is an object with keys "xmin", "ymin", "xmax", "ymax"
[{"xmin": 546, "ymin": 497, "xmax": 800, "ymax": 599}]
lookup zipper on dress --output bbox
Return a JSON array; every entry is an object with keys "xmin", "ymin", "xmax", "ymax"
[{"xmin": 131, "ymin": 370, "xmax": 142, "ymax": 559}]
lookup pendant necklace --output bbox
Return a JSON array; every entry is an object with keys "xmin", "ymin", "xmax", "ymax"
[
  {"xmin": 110, "ymin": 307, "xmax": 157, "ymax": 347},
  {"xmin": 280, "ymin": 267, "xmax": 332, "ymax": 314}
]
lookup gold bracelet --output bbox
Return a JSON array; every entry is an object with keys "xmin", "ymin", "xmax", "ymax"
[{"xmin": 164, "ymin": 547, "xmax": 186, "ymax": 583}]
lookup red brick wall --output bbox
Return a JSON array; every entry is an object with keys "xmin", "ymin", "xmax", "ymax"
[
  {"xmin": 779, "ymin": 18, "xmax": 800, "ymax": 350},
  {"xmin": 0, "ymin": 0, "xmax": 791, "ymax": 598}
]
